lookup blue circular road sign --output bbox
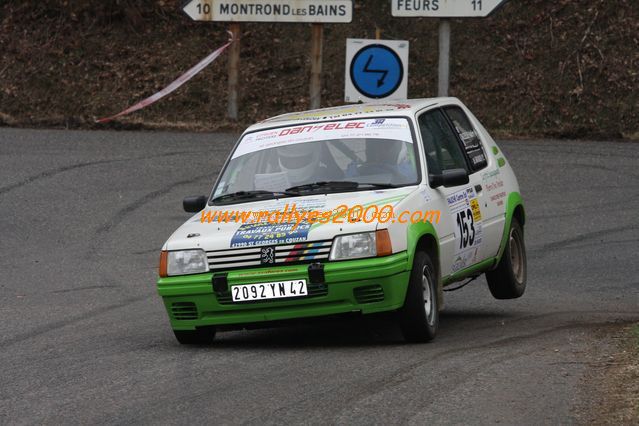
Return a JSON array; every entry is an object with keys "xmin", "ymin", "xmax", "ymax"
[{"xmin": 350, "ymin": 44, "xmax": 404, "ymax": 99}]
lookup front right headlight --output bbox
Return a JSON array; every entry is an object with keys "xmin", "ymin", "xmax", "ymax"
[
  {"xmin": 329, "ymin": 229, "xmax": 393, "ymax": 261},
  {"xmin": 329, "ymin": 232, "xmax": 377, "ymax": 260},
  {"xmin": 164, "ymin": 249, "xmax": 209, "ymax": 276}
]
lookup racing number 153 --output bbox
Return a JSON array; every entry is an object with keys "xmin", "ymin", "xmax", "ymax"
[{"xmin": 456, "ymin": 209, "xmax": 475, "ymax": 250}]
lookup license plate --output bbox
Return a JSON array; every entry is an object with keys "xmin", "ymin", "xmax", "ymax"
[{"xmin": 231, "ymin": 279, "xmax": 308, "ymax": 302}]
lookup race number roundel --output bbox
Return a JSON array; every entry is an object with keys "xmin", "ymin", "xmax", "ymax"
[{"xmin": 350, "ymin": 44, "xmax": 404, "ymax": 99}]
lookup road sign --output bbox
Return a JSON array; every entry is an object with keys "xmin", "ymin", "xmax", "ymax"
[
  {"xmin": 345, "ymin": 39, "xmax": 409, "ymax": 103},
  {"xmin": 391, "ymin": 0, "xmax": 508, "ymax": 18},
  {"xmin": 183, "ymin": 0, "xmax": 353, "ymax": 23}
]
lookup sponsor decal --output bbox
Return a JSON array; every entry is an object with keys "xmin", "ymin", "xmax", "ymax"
[
  {"xmin": 233, "ymin": 117, "xmax": 413, "ymax": 159},
  {"xmin": 230, "ymin": 221, "xmax": 311, "ymax": 248},
  {"xmin": 485, "ymin": 179, "xmax": 504, "ymax": 193},
  {"xmin": 236, "ymin": 267, "xmax": 300, "ymax": 277},
  {"xmin": 264, "ymin": 103, "xmax": 412, "ymax": 123},
  {"xmin": 481, "ymin": 168, "xmax": 501, "ymax": 181},
  {"xmin": 451, "ymin": 247, "xmax": 480, "ymax": 273},
  {"xmin": 490, "ymin": 191, "xmax": 507, "ymax": 207},
  {"xmin": 482, "ymin": 169, "xmax": 506, "ymax": 205},
  {"xmin": 447, "ymin": 187, "xmax": 483, "ymax": 271}
]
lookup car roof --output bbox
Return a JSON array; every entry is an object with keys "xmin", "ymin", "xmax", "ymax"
[{"xmin": 245, "ymin": 97, "xmax": 460, "ymax": 133}]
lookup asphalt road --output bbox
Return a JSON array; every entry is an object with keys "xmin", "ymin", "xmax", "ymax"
[{"xmin": 1, "ymin": 128, "xmax": 637, "ymax": 424}]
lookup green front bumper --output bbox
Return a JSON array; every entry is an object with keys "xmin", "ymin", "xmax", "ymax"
[{"xmin": 157, "ymin": 252, "xmax": 410, "ymax": 331}]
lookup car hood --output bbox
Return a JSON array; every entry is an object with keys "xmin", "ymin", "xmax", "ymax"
[{"xmin": 164, "ymin": 187, "xmax": 416, "ymax": 252}]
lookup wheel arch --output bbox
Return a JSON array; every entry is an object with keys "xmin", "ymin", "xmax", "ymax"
[
  {"xmin": 495, "ymin": 192, "xmax": 525, "ymax": 263},
  {"xmin": 513, "ymin": 203, "xmax": 526, "ymax": 228},
  {"xmin": 406, "ymin": 221, "xmax": 442, "ymax": 309}
]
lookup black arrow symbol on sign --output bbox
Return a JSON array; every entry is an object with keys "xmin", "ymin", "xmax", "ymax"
[{"xmin": 363, "ymin": 55, "xmax": 388, "ymax": 88}]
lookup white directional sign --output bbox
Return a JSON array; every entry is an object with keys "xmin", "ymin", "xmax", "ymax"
[
  {"xmin": 183, "ymin": 0, "xmax": 353, "ymax": 23},
  {"xmin": 391, "ymin": 0, "xmax": 508, "ymax": 18}
]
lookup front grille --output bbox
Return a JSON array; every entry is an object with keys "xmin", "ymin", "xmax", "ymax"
[
  {"xmin": 354, "ymin": 285, "xmax": 385, "ymax": 304},
  {"xmin": 216, "ymin": 282, "xmax": 328, "ymax": 305},
  {"xmin": 206, "ymin": 240, "xmax": 332, "ymax": 272},
  {"xmin": 171, "ymin": 302, "xmax": 198, "ymax": 320}
]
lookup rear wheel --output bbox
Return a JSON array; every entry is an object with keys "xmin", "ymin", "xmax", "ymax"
[
  {"xmin": 486, "ymin": 218, "xmax": 527, "ymax": 299},
  {"xmin": 399, "ymin": 251, "xmax": 439, "ymax": 343},
  {"xmin": 173, "ymin": 328, "xmax": 216, "ymax": 345}
]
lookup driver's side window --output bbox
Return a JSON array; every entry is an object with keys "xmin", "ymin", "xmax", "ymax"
[{"xmin": 418, "ymin": 109, "xmax": 469, "ymax": 176}]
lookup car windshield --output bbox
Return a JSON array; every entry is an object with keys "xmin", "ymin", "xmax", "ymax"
[
  {"xmin": 211, "ymin": 117, "xmax": 420, "ymax": 204},
  {"xmin": 212, "ymin": 117, "xmax": 419, "ymax": 204}
]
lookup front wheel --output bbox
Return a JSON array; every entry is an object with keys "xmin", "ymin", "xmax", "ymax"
[
  {"xmin": 173, "ymin": 327, "xmax": 216, "ymax": 345},
  {"xmin": 399, "ymin": 251, "xmax": 439, "ymax": 343},
  {"xmin": 486, "ymin": 218, "xmax": 527, "ymax": 299}
]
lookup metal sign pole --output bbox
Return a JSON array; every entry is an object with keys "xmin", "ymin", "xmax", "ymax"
[
  {"xmin": 309, "ymin": 23, "xmax": 323, "ymax": 110},
  {"xmin": 437, "ymin": 18, "xmax": 450, "ymax": 97},
  {"xmin": 227, "ymin": 22, "xmax": 241, "ymax": 120}
]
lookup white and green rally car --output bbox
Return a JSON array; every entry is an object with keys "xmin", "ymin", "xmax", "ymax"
[{"xmin": 157, "ymin": 98, "xmax": 526, "ymax": 344}]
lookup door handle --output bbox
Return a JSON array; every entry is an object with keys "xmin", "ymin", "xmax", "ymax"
[{"xmin": 474, "ymin": 184, "xmax": 483, "ymax": 193}]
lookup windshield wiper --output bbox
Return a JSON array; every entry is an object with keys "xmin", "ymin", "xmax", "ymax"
[
  {"xmin": 285, "ymin": 181, "xmax": 360, "ymax": 193},
  {"xmin": 285, "ymin": 181, "xmax": 399, "ymax": 194},
  {"xmin": 357, "ymin": 182, "xmax": 399, "ymax": 189},
  {"xmin": 211, "ymin": 190, "xmax": 296, "ymax": 204}
]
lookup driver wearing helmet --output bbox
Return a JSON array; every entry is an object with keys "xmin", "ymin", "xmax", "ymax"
[
  {"xmin": 278, "ymin": 143, "xmax": 330, "ymax": 186},
  {"xmin": 347, "ymin": 139, "xmax": 416, "ymax": 182}
]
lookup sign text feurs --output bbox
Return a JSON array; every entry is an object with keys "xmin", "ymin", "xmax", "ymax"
[{"xmin": 391, "ymin": 0, "xmax": 508, "ymax": 18}]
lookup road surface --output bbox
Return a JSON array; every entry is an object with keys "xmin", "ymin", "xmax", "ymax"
[{"xmin": 0, "ymin": 128, "xmax": 637, "ymax": 424}]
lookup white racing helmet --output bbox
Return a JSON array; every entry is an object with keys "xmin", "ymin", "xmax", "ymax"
[{"xmin": 278, "ymin": 143, "xmax": 319, "ymax": 185}]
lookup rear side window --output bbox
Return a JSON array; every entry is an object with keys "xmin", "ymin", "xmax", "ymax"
[
  {"xmin": 418, "ymin": 109, "xmax": 469, "ymax": 176},
  {"xmin": 444, "ymin": 107, "xmax": 487, "ymax": 171}
]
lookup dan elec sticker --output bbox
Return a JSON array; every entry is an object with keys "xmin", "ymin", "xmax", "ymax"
[{"xmin": 232, "ymin": 118, "xmax": 413, "ymax": 159}]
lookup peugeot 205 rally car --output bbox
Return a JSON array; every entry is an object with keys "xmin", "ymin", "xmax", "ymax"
[{"xmin": 157, "ymin": 98, "xmax": 526, "ymax": 344}]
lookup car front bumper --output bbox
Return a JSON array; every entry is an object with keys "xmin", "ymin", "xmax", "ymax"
[{"xmin": 157, "ymin": 252, "xmax": 410, "ymax": 331}]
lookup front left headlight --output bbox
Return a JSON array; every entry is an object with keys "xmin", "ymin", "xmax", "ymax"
[
  {"xmin": 167, "ymin": 249, "xmax": 208, "ymax": 276},
  {"xmin": 329, "ymin": 232, "xmax": 377, "ymax": 260}
]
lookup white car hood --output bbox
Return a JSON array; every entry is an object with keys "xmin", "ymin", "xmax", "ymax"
[{"xmin": 164, "ymin": 187, "xmax": 416, "ymax": 252}]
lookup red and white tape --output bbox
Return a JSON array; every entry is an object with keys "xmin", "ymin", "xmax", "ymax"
[{"xmin": 97, "ymin": 33, "xmax": 234, "ymax": 124}]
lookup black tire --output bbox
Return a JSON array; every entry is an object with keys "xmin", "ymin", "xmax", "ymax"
[
  {"xmin": 399, "ymin": 251, "xmax": 439, "ymax": 343},
  {"xmin": 173, "ymin": 328, "xmax": 216, "ymax": 345},
  {"xmin": 486, "ymin": 218, "xmax": 527, "ymax": 299}
]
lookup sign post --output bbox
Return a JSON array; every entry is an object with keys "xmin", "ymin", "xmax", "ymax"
[
  {"xmin": 183, "ymin": 0, "xmax": 352, "ymax": 118},
  {"xmin": 437, "ymin": 19, "xmax": 450, "ymax": 97},
  {"xmin": 309, "ymin": 24, "xmax": 324, "ymax": 110},
  {"xmin": 226, "ymin": 23, "xmax": 241, "ymax": 119},
  {"xmin": 391, "ymin": 0, "xmax": 509, "ymax": 96}
]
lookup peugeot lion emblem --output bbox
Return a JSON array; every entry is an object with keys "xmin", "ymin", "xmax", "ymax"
[{"xmin": 260, "ymin": 246, "xmax": 275, "ymax": 264}]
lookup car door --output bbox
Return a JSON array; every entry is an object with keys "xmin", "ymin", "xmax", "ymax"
[
  {"xmin": 442, "ymin": 105, "xmax": 504, "ymax": 261},
  {"xmin": 417, "ymin": 108, "xmax": 486, "ymax": 275}
]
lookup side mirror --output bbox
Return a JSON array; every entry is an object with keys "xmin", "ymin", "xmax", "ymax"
[
  {"xmin": 183, "ymin": 195, "xmax": 207, "ymax": 213},
  {"xmin": 429, "ymin": 168, "xmax": 469, "ymax": 188}
]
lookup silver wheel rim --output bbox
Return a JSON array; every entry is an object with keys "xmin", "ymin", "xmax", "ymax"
[
  {"xmin": 509, "ymin": 229, "xmax": 524, "ymax": 283},
  {"xmin": 422, "ymin": 266, "xmax": 435, "ymax": 325}
]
